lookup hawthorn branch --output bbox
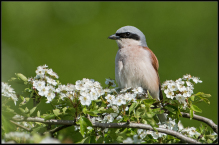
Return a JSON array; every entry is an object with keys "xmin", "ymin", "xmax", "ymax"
[
  {"xmin": 12, "ymin": 117, "xmax": 201, "ymax": 144},
  {"xmin": 43, "ymin": 125, "xmax": 72, "ymax": 135},
  {"xmin": 180, "ymin": 112, "xmax": 218, "ymax": 134},
  {"xmin": 10, "ymin": 120, "xmax": 32, "ymax": 132}
]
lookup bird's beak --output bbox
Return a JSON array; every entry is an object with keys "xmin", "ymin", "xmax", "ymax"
[{"xmin": 108, "ymin": 34, "xmax": 120, "ymax": 40}]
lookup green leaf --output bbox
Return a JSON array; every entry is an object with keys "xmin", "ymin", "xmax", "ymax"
[
  {"xmin": 82, "ymin": 116, "xmax": 92, "ymax": 126},
  {"xmin": 15, "ymin": 73, "xmax": 28, "ymax": 82},
  {"xmin": 37, "ymin": 111, "xmax": 40, "ymax": 117},
  {"xmin": 195, "ymin": 92, "xmax": 211, "ymax": 98},
  {"xmin": 129, "ymin": 102, "xmax": 138, "ymax": 115},
  {"xmin": 143, "ymin": 99, "xmax": 156, "ymax": 105},
  {"xmin": 79, "ymin": 116, "xmax": 92, "ymax": 137},
  {"xmin": 25, "ymin": 107, "xmax": 29, "ymax": 113},
  {"xmin": 29, "ymin": 107, "xmax": 37, "ymax": 115},
  {"xmin": 123, "ymin": 115, "xmax": 129, "ymax": 121},
  {"xmin": 53, "ymin": 109, "xmax": 61, "ymax": 116},
  {"xmin": 191, "ymin": 104, "xmax": 202, "ymax": 113},
  {"xmin": 44, "ymin": 114, "xmax": 56, "ymax": 120},
  {"xmin": 136, "ymin": 108, "xmax": 145, "ymax": 116},
  {"xmin": 142, "ymin": 112, "xmax": 155, "ymax": 119},
  {"xmin": 145, "ymin": 118, "xmax": 158, "ymax": 131},
  {"xmin": 2, "ymin": 111, "xmax": 17, "ymax": 133},
  {"xmin": 116, "ymin": 136, "xmax": 124, "ymax": 142},
  {"xmin": 62, "ymin": 107, "xmax": 67, "ymax": 114},
  {"xmin": 190, "ymin": 95, "xmax": 195, "ymax": 101},
  {"xmin": 78, "ymin": 137, "xmax": 90, "ymax": 143},
  {"xmin": 90, "ymin": 136, "xmax": 96, "ymax": 143},
  {"xmin": 98, "ymin": 107, "xmax": 105, "ymax": 112},
  {"xmin": 86, "ymin": 110, "xmax": 98, "ymax": 117},
  {"xmin": 82, "ymin": 108, "xmax": 88, "ymax": 114}
]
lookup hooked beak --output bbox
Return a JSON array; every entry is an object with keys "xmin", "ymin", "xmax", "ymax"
[{"xmin": 108, "ymin": 34, "xmax": 120, "ymax": 40}]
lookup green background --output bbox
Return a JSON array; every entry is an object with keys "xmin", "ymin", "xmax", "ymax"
[{"xmin": 2, "ymin": 2, "xmax": 217, "ymax": 130}]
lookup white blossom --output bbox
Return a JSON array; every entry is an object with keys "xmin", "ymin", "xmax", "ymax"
[
  {"xmin": 79, "ymin": 92, "xmax": 91, "ymax": 106},
  {"xmin": 164, "ymin": 89, "xmax": 174, "ymax": 99},
  {"xmin": 103, "ymin": 114, "xmax": 114, "ymax": 123},
  {"xmin": 105, "ymin": 94, "xmax": 115, "ymax": 105},
  {"xmin": 1, "ymin": 82, "xmax": 18, "ymax": 105},
  {"xmin": 175, "ymin": 94, "xmax": 186, "ymax": 104},
  {"xmin": 192, "ymin": 77, "xmax": 202, "ymax": 84},
  {"xmin": 113, "ymin": 94, "xmax": 126, "ymax": 106},
  {"xmin": 123, "ymin": 137, "xmax": 133, "ymax": 143},
  {"xmin": 132, "ymin": 87, "xmax": 144, "ymax": 94}
]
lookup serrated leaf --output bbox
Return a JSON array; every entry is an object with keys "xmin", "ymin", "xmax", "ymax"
[
  {"xmin": 142, "ymin": 112, "xmax": 155, "ymax": 119},
  {"xmin": 98, "ymin": 107, "xmax": 105, "ymax": 112},
  {"xmin": 30, "ymin": 107, "xmax": 37, "ymax": 115},
  {"xmin": 53, "ymin": 109, "xmax": 61, "ymax": 116},
  {"xmin": 190, "ymin": 95, "xmax": 195, "ymax": 101},
  {"xmin": 191, "ymin": 104, "xmax": 202, "ymax": 113},
  {"xmin": 44, "ymin": 114, "xmax": 56, "ymax": 120},
  {"xmin": 195, "ymin": 92, "xmax": 211, "ymax": 98},
  {"xmin": 116, "ymin": 136, "xmax": 123, "ymax": 142},
  {"xmin": 136, "ymin": 108, "xmax": 145, "ymax": 116},
  {"xmin": 82, "ymin": 116, "xmax": 92, "ymax": 126},
  {"xmin": 78, "ymin": 137, "xmax": 89, "ymax": 143},
  {"xmin": 143, "ymin": 99, "xmax": 156, "ymax": 105},
  {"xmin": 25, "ymin": 107, "xmax": 29, "ymax": 113},
  {"xmin": 86, "ymin": 110, "xmax": 98, "ymax": 117},
  {"xmin": 82, "ymin": 108, "xmax": 88, "ymax": 114},
  {"xmin": 79, "ymin": 116, "xmax": 93, "ymax": 137},
  {"xmin": 62, "ymin": 107, "xmax": 67, "ymax": 114},
  {"xmin": 37, "ymin": 111, "xmax": 40, "ymax": 117},
  {"xmin": 20, "ymin": 95, "xmax": 24, "ymax": 101},
  {"xmin": 146, "ymin": 118, "xmax": 158, "ymax": 131},
  {"xmin": 129, "ymin": 102, "xmax": 138, "ymax": 115},
  {"xmin": 19, "ymin": 107, "xmax": 26, "ymax": 113}
]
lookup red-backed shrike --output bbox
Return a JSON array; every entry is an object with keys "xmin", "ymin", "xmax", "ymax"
[{"xmin": 108, "ymin": 26, "xmax": 166, "ymax": 123}]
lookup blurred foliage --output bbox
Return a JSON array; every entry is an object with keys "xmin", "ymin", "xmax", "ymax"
[{"xmin": 1, "ymin": 2, "xmax": 217, "ymax": 129}]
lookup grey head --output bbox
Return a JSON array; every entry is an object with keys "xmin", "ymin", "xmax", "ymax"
[{"xmin": 108, "ymin": 26, "xmax": 148, "ymax": 47}]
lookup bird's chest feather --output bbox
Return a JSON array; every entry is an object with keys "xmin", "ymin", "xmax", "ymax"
[{"xmin": 115, "ymin": 45, "xmax": 158, "ymax": 92}]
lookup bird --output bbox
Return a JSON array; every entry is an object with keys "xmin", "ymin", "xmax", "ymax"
[{"xmin": 108, "ymin": 26, "xmax": 166, "ymax": 123}]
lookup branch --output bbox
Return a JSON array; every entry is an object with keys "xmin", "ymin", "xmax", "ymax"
[
  {"xmin": 92, "ymin": 122, "xmax": 201, "ymax": 144},
  {"xmin": 43, "ymin": 125, "xmax": 72, "ymax": 135},
  {"xmin": 10, "ymin": 120, "xmax": 32, "ymax": 132},
  {"xmin": 180, "ymin": 112, "xmax": 218, "ymax": 134},
  {"xmin": 12, "ymin": 117, "xmax": 77, "ymax": 125},
  {"xmin": 12, "ymin": 117, "xmax": 201, "ymax": 144}
]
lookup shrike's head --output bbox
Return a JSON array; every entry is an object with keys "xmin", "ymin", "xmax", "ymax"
[{"xmin": 108, "ymin": 26, "xmax": 148, "ymax": 48}]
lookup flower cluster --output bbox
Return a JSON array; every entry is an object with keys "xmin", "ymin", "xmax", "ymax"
[
  {"xmin": 161, "ymin": 74, "xmax": 202, "ymax": 106},
  {"xmin": 76, "ymin": 78, "xmax": 105, "ymax": 106},
  {"xmin": 28, "ymin": 65, "xmax": 109, "ymax": 105},
  {"xmin": 180, "ymin": 127, "xmax": 201, "ymax": 137},
  {"xmin": 1, "ymin": 82, "xmax": 18, "ymax": 105},
  {"xmin": 27, "ymin": 64, "xmax": 59, "ymax": 103},
  {"xmin": 123, "ymin": 118, "xmax": 185, "ymax": 143}
]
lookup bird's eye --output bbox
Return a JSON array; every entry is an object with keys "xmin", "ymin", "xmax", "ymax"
[{"xmin": 126, "ymin": 32, "xmax": 130, "ymax": 36}]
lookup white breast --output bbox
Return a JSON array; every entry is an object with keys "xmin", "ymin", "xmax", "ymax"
[{"xmin": 115, "ymin": 42, "xmax": 159, "ymax": 99}]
